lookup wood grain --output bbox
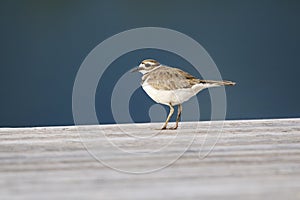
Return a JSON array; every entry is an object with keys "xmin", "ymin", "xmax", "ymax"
[{"xmin": 0, "ymin": 118, "xmax": 300, "ymax": 200}]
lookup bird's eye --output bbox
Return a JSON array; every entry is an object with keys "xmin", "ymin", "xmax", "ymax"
[{"xmin": 145, "ymin": 63, "xmax": 151, "ymax": 67}]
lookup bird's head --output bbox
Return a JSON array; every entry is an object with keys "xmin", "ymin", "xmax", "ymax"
[{"xmin": 131, "ymin": 59, "xmax": 160, "ymax": 74}]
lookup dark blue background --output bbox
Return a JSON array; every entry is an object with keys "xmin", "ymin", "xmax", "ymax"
[{"xmin": 1, "ymin": 0, "xmax": 299, "ymax": 127}]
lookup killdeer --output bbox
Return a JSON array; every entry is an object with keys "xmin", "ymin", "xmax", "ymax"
[{"xmin": 131, "ymin": 59, "xmax": 235, "ymax": 130}]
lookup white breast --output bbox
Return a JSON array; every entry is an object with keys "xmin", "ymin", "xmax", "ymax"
[{"xmin": 142, "ymin": 82, "xmax": 207, "ymax": 106}]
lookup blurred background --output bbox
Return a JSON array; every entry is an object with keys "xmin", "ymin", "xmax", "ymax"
[{"xmin": 0, "ymin": 0, "xmax": 299, "ymax": 127}]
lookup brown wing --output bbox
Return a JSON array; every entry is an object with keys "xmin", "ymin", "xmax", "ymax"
[
  {"xmin": 142, "ymin": 66, "xmax": 236, "ymax": 90},
  {"xmin": 142, "ymin": 67, "xmax": 202, "ymax": 90},
  {"xmin": 175, "ymin": 68, "xmax": 236, "ymax": 86}
]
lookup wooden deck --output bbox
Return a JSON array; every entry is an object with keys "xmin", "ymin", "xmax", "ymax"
[{"xmin": 0, "ymin": 118, "xmax": 300, "ymax": 199}]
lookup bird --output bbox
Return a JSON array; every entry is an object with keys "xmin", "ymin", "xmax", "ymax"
[{"xmin": 131, "ymin": 59, "xmax": 235, "ymax": 130}]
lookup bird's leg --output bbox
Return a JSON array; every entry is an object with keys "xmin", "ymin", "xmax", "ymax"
[
  {"xmin": 173, "ymin": 104, "xmax": 182, "ymax": 129},
  {"xmin": 161, "ymin": 103, "xmax": 174, "ymax": 130}
]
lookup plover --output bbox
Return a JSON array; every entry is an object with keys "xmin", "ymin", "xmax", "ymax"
[{"xmin": 132, "ymin": 59, "xmax": 235, "ymax": 130}]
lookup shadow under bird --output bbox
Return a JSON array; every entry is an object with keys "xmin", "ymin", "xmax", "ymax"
[{"xmin": 131, "ymin": 59, "xmax": 235, "ymax": 130}]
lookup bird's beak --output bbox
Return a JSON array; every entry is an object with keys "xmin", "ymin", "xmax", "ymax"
[{"xmin": 130, "ymin": 67, "xmax": 139, "ymax": 73}]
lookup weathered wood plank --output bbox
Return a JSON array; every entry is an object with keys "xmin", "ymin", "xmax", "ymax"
[{"xmin": 0, "ymin": 119, "xmax": 300, "ymax": 200}]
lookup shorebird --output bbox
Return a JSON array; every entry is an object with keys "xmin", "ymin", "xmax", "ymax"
[{"xmin": 132, "ymin": 59, "xmax": 235, "ymax": 130}]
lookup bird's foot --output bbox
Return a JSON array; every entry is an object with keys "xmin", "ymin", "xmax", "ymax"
[{"xmin": 160, "ymin": 126, "xmax": 178, "ymax": 130}]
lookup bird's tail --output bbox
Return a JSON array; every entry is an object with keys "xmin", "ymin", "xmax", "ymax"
[{"xmin": 199, "ymin": 80, "xmax": 236, "ymax": 86}]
